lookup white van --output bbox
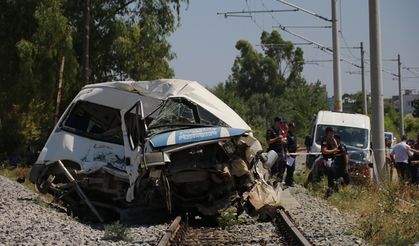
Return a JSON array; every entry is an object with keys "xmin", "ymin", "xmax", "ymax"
[
  {"xmin": 305, "ymin": 111, "xmax": 371, "ymax": 175},
  {"xmin": 29, "ymin": 79, "xmax": 277, "ymax": 221}
]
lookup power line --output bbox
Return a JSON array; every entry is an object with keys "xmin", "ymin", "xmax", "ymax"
[
  {"xmin": 275, "ymin": 25, "xmax": 332, "ymax": 28},
  {"xmin": 245, "ymin": 0, "xmax": 264, "ymax": 31},
  {"xmin": 270, "ymin": 18, "xmax": 361, "ymax": 69},
  {"xmin": 273, "ymin": 24, "xmax": 333, "ymax": 52},
  {"xmin": 217, "ymin": 9, "xmax": 298, "ymax": 18},
  {"xmin": 403, "ymin": 67, "xmax": 419, "ymax": 77},
  {"xmin": 256, "ymin": 42, "xmax": 314, "ymax": 46},
  {"xmin": 275, "ymin": 0, "xmax": 332, "ymax": 22}
]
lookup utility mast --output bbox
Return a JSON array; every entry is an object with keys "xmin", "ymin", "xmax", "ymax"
[
  {"xmin": 331, "ymin": 0, "xmax": 342, "ymax": 111},
  {"xmin": 397, "ymin": 54, "xmax": 404, "ymax": 136},
  {"xmin": 360, "ymin": 42, "xmax": 367, "ymax": 115},
  {"xmin": 369, "ymin": 0, "xmax": 385, "ymax": 183}
]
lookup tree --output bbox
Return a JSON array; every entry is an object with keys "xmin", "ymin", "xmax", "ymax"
[
  {"xmin": 260, "ymin": 31, "xmax": 304, "ymax": 84},
  {"xmin": 0, "ymin": 0, "xmax": 188, "ymax": 155},
  {"xmin": 412, "ymin": 99, "xmax": 419, "ymax": 118},
  {"xmin": 214, "ymin": 31, "xmax": 327, "ymax": 144},
  {"xmin": 63, "ymin": 0, "xmax": 186, "ymax": 83},
  {"xmin": 226, "ymin": 31, "xmax": 304, "ymax": 99}
]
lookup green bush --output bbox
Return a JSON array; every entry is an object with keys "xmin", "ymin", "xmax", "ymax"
[{"xmin": 103, "ymin": 221, "xmax": 132, "ymax": 242}]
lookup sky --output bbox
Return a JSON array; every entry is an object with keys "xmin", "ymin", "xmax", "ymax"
[{"xmin": 168, "ymin": 0, "xmax": 419, "ymax": 98}]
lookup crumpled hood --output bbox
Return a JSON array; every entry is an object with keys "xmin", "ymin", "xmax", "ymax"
[{"xmin": 149, "ymin": 127, "xmax": 248, "ymax": 148}]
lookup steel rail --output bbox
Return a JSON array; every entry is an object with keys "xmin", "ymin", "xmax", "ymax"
[
  {"xmin": 277, "ymin": 209, "xmax": 312, "ymax": 246},
  {"xmin": 157, "ymin": 208, "xmax": 312, "ymax": 246},
  {"xmin": 157, "ymin": 216, "xmax": 182, "ymax": 246}
]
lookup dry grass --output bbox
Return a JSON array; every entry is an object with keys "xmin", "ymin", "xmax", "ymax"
[
  {"xmin": 0, "ymin": 165, "xmax": 35, "ymax": 191},
  {"xmin": 329, "ymin": 180, "xmax": 419, "ymax": 245},
  {"xmin": 295, "ymin": 164, "xmax": 418, "ymax": 245}
]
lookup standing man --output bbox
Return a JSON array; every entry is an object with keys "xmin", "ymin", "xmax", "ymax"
[
  {"xmin": 391, "ymin": 135, "xmax": 419, "ymax": 183},
  {"xmin": 320, "ymin": 127, "xmax": 339, "ymax": 197},
  {"xmin": 409, "ymin": 134, "xmax": 419, "ymax": 185},
  {"xmin": 284, "ymin": 122, "xmax": 297, "ymax": 187},
  {"xmin": 385, "ymin": 138, "xmax": 394, "ymax": 180},
  {"xmin": 266, "ymin": 117, "xmax": 286, "ymax": 179},
  {"xmin": 333, "ymin": 135, "xmax": 351, "ymax": 185},
  {"xmin": 277, "ymin": 121, "xmax": 288, "ymax": 181}
]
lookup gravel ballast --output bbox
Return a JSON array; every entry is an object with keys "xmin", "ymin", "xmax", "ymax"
[
  {"xmin": 0, "ymin": 160, "xmax": 368, "ymax": 246},
  {"xmin": 283, "ymin": 157, "xmax": 368, "ymax": 246},
  {"xmin": 0, "ymin": 175, "xmax": 166, "ymax": 246}
]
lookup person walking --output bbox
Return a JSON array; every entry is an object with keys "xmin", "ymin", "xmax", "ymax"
[
  {"xmin": 284, "ymin": 122, "xmax": 297, "ymax": 187},
  {"xmin": 391, "ymin": 135, "xmax": 419, "ymax": 183}
]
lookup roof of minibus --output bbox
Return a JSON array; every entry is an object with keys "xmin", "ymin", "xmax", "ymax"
[
  {"xmin": 316, "ymin": 110, "xmax": 370, "ymax": 129},
  {"xmin": 82, "ymin": 79, "xmax": 251, "ymax": 130}
]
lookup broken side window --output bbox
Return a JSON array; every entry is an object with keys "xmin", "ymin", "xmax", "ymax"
[
  {"xmin": 61, "ymin": 101, "xmax": 123, "ymax": 145},
  {"xmin": 124, "ymin": 102, "xmax": 145, "ymax": 150}
]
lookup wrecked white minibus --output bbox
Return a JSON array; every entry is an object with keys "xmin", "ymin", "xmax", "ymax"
[{"xmin": 29, "ymin": 79, "xmax": 279, "ymax": 222}]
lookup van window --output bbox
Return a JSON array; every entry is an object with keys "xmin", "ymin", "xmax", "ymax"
[
  {"xmin": 147, "ymin": 97, "xmax": 228, "ymax": 135},
  {"xmin": 124, "ymin": 103, "xmax": 145, "ymax": 150},
  {"xmin": 315, "ymin": 124, "xmax": 368, "ymax": 149},
  {"xmin": 61, "ymin": 101, "xmax": 123, "ymax": 145}
]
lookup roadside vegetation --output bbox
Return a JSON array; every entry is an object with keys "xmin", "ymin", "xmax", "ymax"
[
  {"xmin": 0, "ymin": 164, "xmax": 34, "ymax": 191},
  {"xmin": 296, "ymin": 167, "xmax": 419, "ymax": 245},
  {"xmin": 103, "ymin": 221, "xmax": 132, "ymax": 242},
  {"xmin": 331, "ymin": 182, "xmax": 418, "ymax": 245}
]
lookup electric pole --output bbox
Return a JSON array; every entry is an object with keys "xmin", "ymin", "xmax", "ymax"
[
  {"xmin": 360, "ymin": 42, "xmax": 367, "ymax": 115},
  {"xmin": 82, "ymin": 0, "xmax": 90, "ymax": 85},
  {"xmin": 332, "ymin": 0, "xmax": 342, "ymax": 111},
  {"xmin": 369, "ymin": 0, "xmax": 385, "ymax": 183},
  {"xmin": 397, "ymin": 54, "xmax": 404, "ymax": 136}
]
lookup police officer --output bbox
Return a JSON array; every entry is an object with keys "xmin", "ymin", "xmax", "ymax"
[
  {"xmin": 334, "ymin": 135, "xmax": 351, "ymax": 185},
  {"xmin": 410, "ymin": 134, "xmax": 419, "ymax": 185},
  {"xmin": 284, "ymin": 122, "xmax": 297, "ymax": 187},
  {"xmin": 266, "ymin": 117, "xmax": 287, "ymax": 179},
  {"xmin": 320, "ymin": 127, "xmax": 339, "ymax": 197}
]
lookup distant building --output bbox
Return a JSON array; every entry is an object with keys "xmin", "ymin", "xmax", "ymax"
[
  {"xmin": 327, "ymin": 96, "xmax": 357, "ymax": 112},
  {"xmin": 327, "ymin": 94, "xmax": 370, "ymax": 113},
  {"xmin": 391, "ymin": 90, "xmax": 419, "ymax": 116}
]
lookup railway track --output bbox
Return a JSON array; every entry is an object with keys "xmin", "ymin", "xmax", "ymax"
[{"xmin": 157, "ymin": 208, "xmax": 311, "ymax": 246}]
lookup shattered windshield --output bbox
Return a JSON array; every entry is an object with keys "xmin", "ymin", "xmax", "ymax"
[
  {"xmin": 315, "ymin": 124, "xmax": 369, "ymax": 149},
  {"xmin": 147, "ymin": 97, "xmax": 228, "ymax": 134}
]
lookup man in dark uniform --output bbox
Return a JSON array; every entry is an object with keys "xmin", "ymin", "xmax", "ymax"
[
  {"xmin": 284, "ymin": 122, "xmax": 297, "ymax": 187},
  {"xmin": 409, "ymin": 134, "xmax": 419, "ymax": 185},
  {"xmin": 266, "ymin": 117, "xmax": 286, "ymax": 178},
  {"xmin": 333, "ymin": 135, "xmax": 351, "ymax": 185},
  {"xmin": 320, "ymin": 127, "xmax": 339, "ymax": 197}
]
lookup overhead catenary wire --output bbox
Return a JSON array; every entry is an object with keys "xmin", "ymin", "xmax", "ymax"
[
  {"xmin": 275, "ymin": 0, "xmax": 332, "ymax": 22},
  {"xmin": 256, "ymin": 42, "xmax": 314, "ymax": 46},
  {"xmin": 222, "ymin": 1, "xmax": 367, "ymax": 71},
  {"xmin": 245, "ymin": 0, "xmax": 265, "ymax": 31},
  {"xmin": 274, "ymin": 25, "xmax": 332, "ymax": 28},
  {"xmin": 403, "ymin": 67, "xmax": 419, "ymax": 77},
  {"xmin": 216, "ymin": 8, "xmax": 298, "ymax": 18},
  {"xmin": 259, "ymin": 0, "xmax": 361, "ymax": 69}
]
